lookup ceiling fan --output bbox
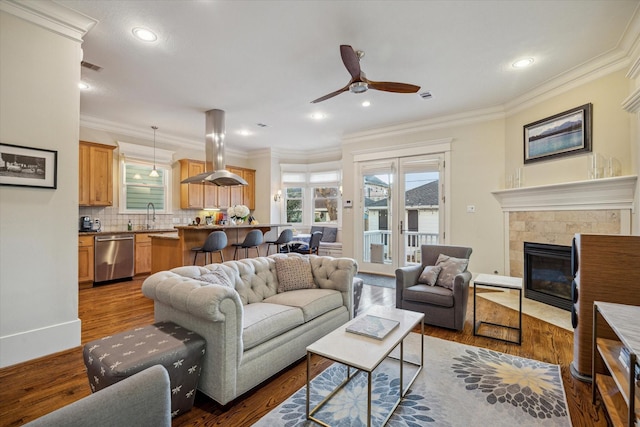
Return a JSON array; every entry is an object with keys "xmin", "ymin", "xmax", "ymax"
[{"xmin": 311, "ymin": 45, "xmax": 421, "ymax": 103}]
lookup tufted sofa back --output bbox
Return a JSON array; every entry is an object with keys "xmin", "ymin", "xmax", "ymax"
[{"xmin": 168, "ymin": 253, "xmax": 357, "ymax": 306}]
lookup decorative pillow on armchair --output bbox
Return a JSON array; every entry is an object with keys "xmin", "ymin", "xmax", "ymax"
[
  {"xmin": 275, "ymin": 256, "xmax": 317, "ymax": 292},
  {"xmin": 417, "ymin": 265, "xmax": 442, "ymax": 286},
  {"xmin": 435, "ymin": 254, "xmax": 468, "ymax": 289}
]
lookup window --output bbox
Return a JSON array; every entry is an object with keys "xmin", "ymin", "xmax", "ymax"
[
  {"xmin": 281, "ymin": 162, "xmax": 341, "ymax": 226},
  {"xmin": 313, "ymin": 187, "xmax": 339, "ymax": 223},
  {"xmin": 285, "ymin": 187, "xmax": 303, "ymax": 223},
  {"xmin": 122, "ymin": 161, "xmax": 169, "ymax": 212}
]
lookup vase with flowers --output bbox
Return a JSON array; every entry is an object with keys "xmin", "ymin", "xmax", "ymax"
[{"xmin": 227, "ymin": 204, "xmax": 250, "ymax": 225}]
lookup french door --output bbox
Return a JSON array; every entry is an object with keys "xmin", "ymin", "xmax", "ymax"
[{"xmin": 357, "ymin": 154, "xmax": 444, "ymax": 275}]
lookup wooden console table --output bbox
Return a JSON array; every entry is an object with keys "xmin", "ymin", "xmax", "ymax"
[{"xmin": 592, "ymin": 301, "xmax": 640, "ymax": 426}]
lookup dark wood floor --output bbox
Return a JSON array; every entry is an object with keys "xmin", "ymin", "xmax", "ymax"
[{"xmin": 0, "ymin": 277, "xmax": 609, "ymax": 426}]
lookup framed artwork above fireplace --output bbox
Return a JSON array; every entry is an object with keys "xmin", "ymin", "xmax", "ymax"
[{"xmin": 523, "ymin": 103, "xmax": 592, "ymax": 164}]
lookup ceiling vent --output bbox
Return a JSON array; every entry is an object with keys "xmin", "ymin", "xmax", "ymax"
[
  {"xmin": 419, "ymin": 91, "xmax": 433, "ymax": 99},
  {"xmin": 81, "ymin": 61, "xmax": 103, "ymax": 71}
]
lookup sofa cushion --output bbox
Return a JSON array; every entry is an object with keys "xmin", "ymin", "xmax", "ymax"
[
  {"xmin": 263, "ymin": 288, "xmax": 343, "ymax": 322},
  {"xmin": 418, "ymin": 265, "xmax": 442, "ymax": 286},
  {"xmin": 320, "ymin": 227, "xmax": 337, "ymax": 243},
  {"xmin": 242, "ymin": 303, "xmax": 304, "ymax": 350},
  {"xmin": 435, "ymin": 254, "xmax": 468, "ymax": 289},
  {"xmin": 275, "ymin": 256, "xmax": 316, "ymax": 292},
  {"xmin": 403, "ymin": 284, "xmax": 454, "ymax": 308}
]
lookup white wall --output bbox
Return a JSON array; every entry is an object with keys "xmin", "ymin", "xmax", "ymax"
[
  {"xmin": 0, "ymin": 5, "xmax": 92, "ymax": 367},
  {"xmin": 505, "ymin": 69, "xmax": 633, "ymax": 187},
  {"xmin": 342, "ymin": 117, "xmax": 506, "ymax": 275}
]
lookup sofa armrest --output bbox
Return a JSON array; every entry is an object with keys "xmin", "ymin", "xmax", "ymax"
[
  {"xmin": 395, "ymin": 264, "xmax": 423, "ymax": 308},
  {"xmin": 308, "ymin": 256, "xmax": 357, "ymax": 315},
  {"xmin": 24, "ymin": 365, "xmax": 171, "ymax": 427},
  {"xmin": 142, "ymin": 270, "xmax": 243, "ymax": 323}
]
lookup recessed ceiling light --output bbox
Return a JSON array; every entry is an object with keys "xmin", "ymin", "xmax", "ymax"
[
  {"xmin": 132, "ymin": 27, "xmax": 157, "ymax": 42},
  {"xmin": 78, "ymin": 82, "xmax": 90, "ymax": 90},
  {"xmin": 361, "ymin": 100, "xmax": 371, "ymax": 107},
  {"xmin": 512, "ymin": 58, "xmax": 534, "ymax": 69},
  {"xmin": 238, "ymin": 130, "xmax": 251, "ymax": 136},
  {"xmin": 310, "ymin": 112, "xmax": 326, "ymax": 120}
]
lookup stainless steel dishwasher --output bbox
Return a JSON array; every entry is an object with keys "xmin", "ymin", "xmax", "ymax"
[{"xmin": 94, "ymin": 234, "xmax": 135, "ymax": 284}]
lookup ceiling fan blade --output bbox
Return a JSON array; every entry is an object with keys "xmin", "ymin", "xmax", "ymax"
[
  {"xmin": 340, "ymin": 45, "xmax": 361, "ymax": 80},
  {"xmin": 367, "ymin": 80, "xmax": 420, "ymax": 93},
  {"xmin": 311, "ymin": 85, "xmax": 349, "ymax": 103}
]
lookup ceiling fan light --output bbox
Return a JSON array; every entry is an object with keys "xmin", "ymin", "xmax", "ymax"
[{"xmin": 349, "ymin": 82, "xmax": 368, "ymax": 94}]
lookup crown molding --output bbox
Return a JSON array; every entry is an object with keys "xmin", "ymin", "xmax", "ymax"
[
  {"xmin": 0, "ymin": 0, "xmax": 97, "ymax": 42},
  {"xmin": 504, "ymin": 50, "xmax": 629, "ymax": 116},
  {"xmin": 622, "ymin": 87, "xmax": 640, "ymax": 113},
  {"xmin": 267, "ymin": 146, "xmax": 342, "ymax": 162},
  {"xmin": 343, "ymin": 106, "xmax": 504, "ymax": 144},
  {"xmin": 492, "ymin": 175, "xmax": 637, "ymax": 212}
]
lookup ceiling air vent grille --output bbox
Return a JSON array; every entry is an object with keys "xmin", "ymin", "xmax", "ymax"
[
  {"xmin": 419, "ymin": 91, "xmax": 433, "ymax": 99},
  {"xmin": 81, "ymin": 61, "xmax": 103, "ymax": 71}
]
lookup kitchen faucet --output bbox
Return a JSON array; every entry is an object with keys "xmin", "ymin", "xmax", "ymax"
[{"xmin": 146, "ymin": 202, "xmax": 156, "ymax": 229}]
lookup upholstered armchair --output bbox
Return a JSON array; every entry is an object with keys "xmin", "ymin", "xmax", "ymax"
[{"xmin": 396, "ymin": 244, "xmax": 472, "ymax": 331}]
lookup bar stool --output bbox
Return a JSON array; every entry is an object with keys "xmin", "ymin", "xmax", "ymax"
[
  {"xmin": 191, "ymin": 231, "xmax": 227, "ymax": 265},
  {"xmin": 265, "ymin": 229, "xmax": 293, "ymax": 255},
  {"xmin": 232, "ymin": 229, "xmax": 263, "ymax": 259},
  {"xmin": 292, "ymin": 231, "xmax": 322, "ymax": 255}
]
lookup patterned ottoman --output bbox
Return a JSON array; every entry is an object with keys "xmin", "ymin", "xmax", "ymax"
[{"xmin": 83, "ymin": 321, "xmax": 206, "ymax": 418}]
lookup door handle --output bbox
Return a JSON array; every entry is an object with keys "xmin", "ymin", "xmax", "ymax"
[{"xmin": 399, "ymin": 220, "xmax": 404, "ymax": 235}]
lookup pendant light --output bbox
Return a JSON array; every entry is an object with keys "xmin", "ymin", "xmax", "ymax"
[{"xmin": 149, "ymin": 125, "xmax": 159, "ymax": 177}]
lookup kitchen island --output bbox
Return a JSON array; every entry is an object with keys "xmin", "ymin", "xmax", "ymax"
[{"xmin": 150, "ymin": 224, "xmax": 290, "ymax": 273}]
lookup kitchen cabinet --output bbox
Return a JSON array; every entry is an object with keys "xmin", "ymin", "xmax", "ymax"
[
  {"xmin": 592, "ymin": 301, "xmax": 640, "ymax": 426},
  {"xmin": 135, "ymin": 232, "xmax": 176, "ymax": 275},
  {"xmin": 135, "ymin": 233, "xmax": 153, "ymax": 275},
  {"xmin": 79, "ymin": 141, "xmax": 115, "ymax": 206},
  {"xmin": 78, "ymin": 235, "xmax": 94, "ymax": 283},
  {"xmin": 179, "ymin": 159, "xmax": 205, "ymax": 209},
  {"xmin": 178, "ymin": 159, "xmax": 255, "ymax": 210}
]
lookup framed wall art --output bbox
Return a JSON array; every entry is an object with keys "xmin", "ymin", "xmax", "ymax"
[
  {"xmin": 524, "ymin": 103, "xmax": 592, "ymax": 164},
  {"xmin": 0, "ymin": 143, "xmax": 58, "ymax": 189}
]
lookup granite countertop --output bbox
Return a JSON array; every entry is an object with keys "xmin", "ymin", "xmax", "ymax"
[
  {"xmin": 174, "ymin": 224, "xmax": 290, "ymax": 230},
  {"xmin": 79, "ymin": 228, "xmax": 177, "ymax": 236}
]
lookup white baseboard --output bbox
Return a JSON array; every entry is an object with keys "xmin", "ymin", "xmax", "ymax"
[{"xmin": 0, "ymin": 319, "xmax": 81, "ymax": 368}]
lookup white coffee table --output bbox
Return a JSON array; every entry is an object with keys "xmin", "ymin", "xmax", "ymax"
[
  {"xmin": 306, "ymin": 305, "xmax": 424, "ymax": 427},
  {"xmin": 473, "ymin": 273, "xmax": 523, "ymax": 345}
]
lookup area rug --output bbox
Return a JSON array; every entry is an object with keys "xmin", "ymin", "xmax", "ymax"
[
  {"xmin": 356, "ymin": 272, "xmax": 395, "ymax": 289},
  {"xmin": 253, "ymin": 333, "xmax": 571, "ymax": 426}
]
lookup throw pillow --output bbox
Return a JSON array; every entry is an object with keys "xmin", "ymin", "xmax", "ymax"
[
  {"xmin": 435, "ymin": 254, "xmax": 468, "ymax": 289},
  {"xmin": 321, "ymin": 227, "xmax": 337, "ymax": 243},
  {"xmin": 275, "ymin": 256, "xmax": 317, "ymax": 293},
  {"xmin": 417, "ymin": 265, "xmax": 442, "ymax": 286}
]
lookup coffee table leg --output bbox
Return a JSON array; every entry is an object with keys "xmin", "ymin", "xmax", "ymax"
[
  {"xmin": 306, "ymin": 352, "xmax": 311, "ymax": 420},
  {"xmin": 400, "ymin": 340, "xmax": 405, "ymax": 396},
  {"xmin": 367, "ymin": 372, "xmax": 372, "ymax": 427}
]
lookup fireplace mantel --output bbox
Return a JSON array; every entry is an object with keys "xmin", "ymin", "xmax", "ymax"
[{"xmin": 492, "ymin": 175, "xmax": 637, "ymax": 212}]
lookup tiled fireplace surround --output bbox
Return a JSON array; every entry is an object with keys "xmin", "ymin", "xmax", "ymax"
[{"xmin": 491, "ymin": 175, "xmax": 636, "ymax": 277}]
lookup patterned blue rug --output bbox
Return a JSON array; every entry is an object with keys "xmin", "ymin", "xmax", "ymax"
[{"xmin": 253, "ymin": 334, "xmax": 571, "ymax": 426}]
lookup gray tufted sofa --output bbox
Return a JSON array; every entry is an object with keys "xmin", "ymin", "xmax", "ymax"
[{"xmin": 142, "ymin": 253, "xmax": 357, "ymax": 405}]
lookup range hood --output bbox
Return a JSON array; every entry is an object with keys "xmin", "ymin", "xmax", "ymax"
[{"xmin": 181, "ymin": 109, "xmax": 247, "ymax": 186}]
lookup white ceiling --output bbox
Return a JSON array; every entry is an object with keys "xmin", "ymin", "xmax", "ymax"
[{"xmin": 57, "ymin": 0, "xmax": 640, "ymax": 156}]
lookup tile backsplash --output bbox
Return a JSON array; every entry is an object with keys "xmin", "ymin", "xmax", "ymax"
[{"xmin": 79, "ymin": 206, "xmax": 225, "ymax": 232}]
